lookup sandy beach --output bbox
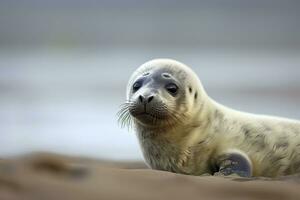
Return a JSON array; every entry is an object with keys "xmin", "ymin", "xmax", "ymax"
[{"xmin": 1, "ymin": 153, "xmax": 300, "ymax": 200}]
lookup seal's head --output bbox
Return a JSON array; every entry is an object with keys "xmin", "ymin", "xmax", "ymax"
[{"xmin": 118, "ymin": 59, "xmax": 206, "ymax": 129}]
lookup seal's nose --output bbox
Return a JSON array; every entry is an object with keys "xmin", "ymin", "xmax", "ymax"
[{"xmin": 139, "ymin": 95, "xmax": 154, "ymax": 103}]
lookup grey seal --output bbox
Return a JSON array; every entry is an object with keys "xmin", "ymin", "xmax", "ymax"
[{"xmin": 118, "ymin": 58, "xmax": 300, "ymax": 177}]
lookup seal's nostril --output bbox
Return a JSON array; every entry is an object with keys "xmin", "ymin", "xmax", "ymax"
[
  {"xmin": 147, "ymin": 96, "xmax": 154, "ymax": 103},
  {"xmin": 139, "ymin": 95, "xmax": 153, "ymax": 103},
  {"xmin": 139, "ymin": 95, "xmax": 144, "ymax": 103}
]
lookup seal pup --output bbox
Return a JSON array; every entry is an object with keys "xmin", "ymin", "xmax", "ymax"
[{"xmin": 118, "ymin": 58, "xmax": 300, "ymax": 177}]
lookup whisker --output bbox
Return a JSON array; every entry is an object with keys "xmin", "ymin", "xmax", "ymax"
[{"xmin": 117, "ymin": 102, "xmax": 133, "ymax": 130}]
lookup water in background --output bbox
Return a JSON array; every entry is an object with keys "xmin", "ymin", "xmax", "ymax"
[{"xmin": 0, "ymin": 0, "xmax": 300, "ymax": 160}]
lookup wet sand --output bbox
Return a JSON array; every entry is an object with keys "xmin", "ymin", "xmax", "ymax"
[{"xmin": 1, "ymin": 152, "xmax": 300, "ymax": 200}]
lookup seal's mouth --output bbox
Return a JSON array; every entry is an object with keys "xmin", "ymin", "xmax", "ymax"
[
  {"xmin": 134, "ymin": 111, "xmax": 166, "ymax": 120},
  {"xmin": 136, "ymin": 112, "xmax": 154, "ymax": 117},
  {"xmin": 131, "ymin": 111, "xmax": 168, "ymax": 127}
]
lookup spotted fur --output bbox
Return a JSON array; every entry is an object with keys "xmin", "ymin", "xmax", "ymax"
[{"xmin": 121, "ymin": 58, "xmax": 300, "ymax": 178}]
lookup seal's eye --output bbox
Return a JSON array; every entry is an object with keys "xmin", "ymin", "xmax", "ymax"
[
  {"xmin": 165, "ymin": 83, "xmax": 178, "ymax": 95},
  {"xmin": 132, "ymin": 81, "xmax": 142, "ymax": 92}
]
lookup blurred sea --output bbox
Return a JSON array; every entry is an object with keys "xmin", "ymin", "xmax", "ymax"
[{"xmin": 0, "ymin": 48, "xmax": 300, "ymax": 160}]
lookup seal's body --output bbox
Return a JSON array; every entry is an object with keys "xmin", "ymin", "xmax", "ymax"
[{"xmin": 119, "ymin": 59, "xmax": 300, "ymax": 177}]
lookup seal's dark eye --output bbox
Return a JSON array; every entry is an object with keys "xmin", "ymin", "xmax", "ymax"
[
  {"xmin": 165, "ymin": 83, "xmax": 178, "ymax": 95},
  {"xmin": 132, "ymin": 81, "xmax": 142, "ymax": 92}
]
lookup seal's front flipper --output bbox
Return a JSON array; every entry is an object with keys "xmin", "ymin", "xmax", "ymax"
[{"xmin": 213, "ymin": 150, "xmax": 252, "ymax": 177}]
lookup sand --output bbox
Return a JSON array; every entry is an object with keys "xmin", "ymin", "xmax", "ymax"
[{"xmin": 1, "ymin": 153, "xmax": 300, "ymax": 200}]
